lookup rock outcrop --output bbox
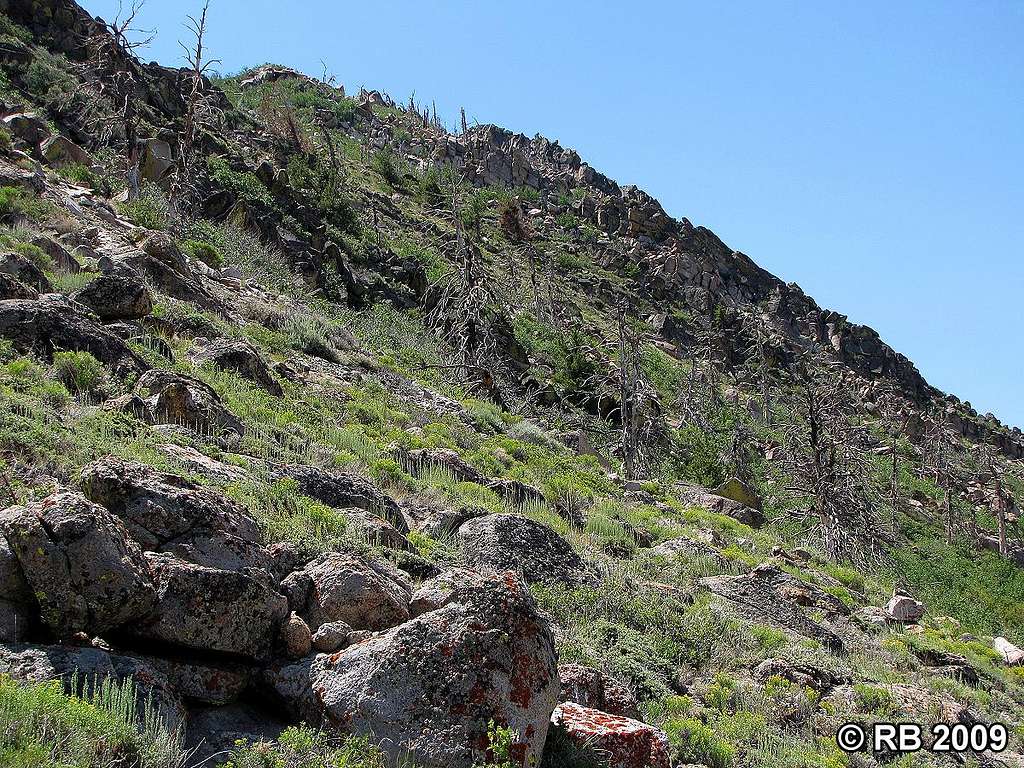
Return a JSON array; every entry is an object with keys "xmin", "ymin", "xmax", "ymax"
[{"xmin": 274, "ymin": 571, "xmax": 559, "ymax": 767}]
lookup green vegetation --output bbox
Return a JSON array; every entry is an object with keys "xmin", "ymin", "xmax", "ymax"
[
  {"xmin": 119, "ymin": 184, "xmax": 171, "ymax": 230},
  {"xmin": 0, "ymin": 675, "xmax": 184, "ymax": 768}
]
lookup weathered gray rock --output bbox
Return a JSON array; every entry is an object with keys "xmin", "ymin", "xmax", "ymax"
[
  {"xmin": 282, "ymin": 551, "xmax": 411, "ymax": 632},
  {"xmin": 674, "ymin": 482, "xmax": 766, "ymax": 528},
  {"xmin": 80, "ymin": 456, "xmax": 266, "ymax": 571},
  {"xmin": 135, "ymin": 369, "xmax": 244, "ymax": 436},
  {"xmin": 883, "ymin": 593, "xmax": 925, "ymax": 623},
  {"xmin": 0, "ymin": 252, "xmax": 50, "ymax": 292},
  {"xmin": 270, "ymin": 463, "xmax": 406, "ymax": 533},
  {"xmin": 311, "ymin": 620, "xmax": 352, "ymax": 653},
  {"xmin": 0, "ymin": 492, "xmax": 157, "ymax": 637},
  {"xmin": 457, "ymin": 513, "xmax": 589, "ymax": 585},
  {"xmin": 273, "ymin": 571, "xmax": 559, "ymax": 768},
  {"xmin": 994, "ymin": 637, "xmax": 1024, "ymax": 665},
  {"xmin": 650, "ymin": 536, "xmax": 732, "ymax": 570},
  {"xmin": 699, "ymin": 565, "xmax": 845, "ymax": 653},
  {"xmin": 74, "ymin": 266, "xmax": 152, "ymax": 321},
  {"xmin": 124, "ymin": 234, "xmax": 219, "ymax": 309},
  {"xmin": 753, "ymin": 658, "xmax": 850, "ymax": 692},
  {"xmin": 0, "ymin": 296, "xmax": 148, "ymax": 376},
  {"xmin": 0, "ymin": 272, "xmax": 37, "ymax": 300},
  {"xmin": 135, "ymin": 552, "xmax": 288, "ymax": 661},
  {"xmin": 191, "ymin": 338, "xmax": 282, "ymax": 395}
]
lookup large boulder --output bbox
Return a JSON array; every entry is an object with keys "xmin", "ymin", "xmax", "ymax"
[
  {"xmin": 0, "ymin": 296, "xmax": 148, "ymax": 377},
  {"xmin": 457, "ymin": 513, "xmax": 589, "ymax": 585},
  {"xmin": 135, "ymin": 369, "xmax": 244, "ymax": 436},
  {"xmin": 270, "ymin": 463, "xmax": 406, "ymax": 533},
  {"xmin": 134, "ymin": 552, "xmax": 288, "ymax": 661},
  {"xmin": 191, "ymin": 338, "xmax": 282, "ymax": 395},
  {"xmin": 551, "ymin": 703, "xmax": 670, "ymax": 768},
  {"xmin": 123, "ymin": 234, "xmax": 219, "ymax": 309},
  {"xmin": 281, "ymin": 551, "xmax": 411, "ymax": 632},
  {"xmin": 273, "ymin": 571, "xmax": 559, "ymax": 768},
  {"xmin": 0, "ymin": 492, "xmax": 157, "ymax": 637},
  {"xmin": 0, "ymin": 272, "xmax": 37, "ymax": 300},
  {"xmin": 74, "ymin": 266, "xmax": 153, "ymax": 321},
  {"xmin": 699, "ymin": 564, "xmax": 845, "ymax": 653},
  {"xmin": 713, "ymin": 476, "xmax": 763, "ymax": 511},
  {"xmin": 558, "ymin": 664, "xmax": 639, "ymax": 719},
  {"xmin": 675, "ymin": 482, "xmax": 765, "ymax": 528},
  {"xmin": 0, "ymin": 251, "xmax": 50, "ymax": 292},
  {"xmin": 883, "ymin": 591, "xmax": 925, "ymax": 623},
  {"xmin": 80, "ymin": 457, "xmax": 267, "ymax": 571}
]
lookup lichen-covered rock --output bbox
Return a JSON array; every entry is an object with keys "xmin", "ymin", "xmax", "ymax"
[
  {"xmin": 270, "ymin": 463, "xmax": 406, "ymax": 533},
  {"xmin": 713, "ymin": 476, "xmax": 763, "ymax": 511},
  {"xmin": 457, "ymin": 513, "xmax": 589, "ymax": 585},
  {"xmin": 558, "ymin": 664, "xmax": 639, "ymax": 719},
  {"xmin": 0, "ymin": 296, "xmax": 148, "ymax": 377},
  {"xmin": 409, "ymin": 568, "xmax": 477, "ymax": 617},
  {"xmin": 74, "ymin": 266, "xmax": 153, "ymax": 321},
  {"xmin": 80, "ymin": 457, "xmax": 266, "ymax": 571},
  {"xmin": 273, "ymin": 571, "xmax": 559, "ymax": 768},
  {"xmin": 135, "ymin": 369, "xmax": 245, "ymax": 436},
  {"xmin": 551, "ymin": 703, "xmax": 670, "ymax": 768},
  {"xmin": 134, "ymin": 552, "xmax": 288, "ymax": 661},
  {"xmin": 191, "ymin": 338, "xmax": 282, "ymax": 395},
  {"xmin": 0, "ymin": 491, "xmax": 157, "ymax": 637},
  {"xmin": 281, "ymin": 551, "xmax": 411, "ymax": 632}
]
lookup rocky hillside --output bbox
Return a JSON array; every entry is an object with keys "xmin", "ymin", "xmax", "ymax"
[{"xmin": 0, "ymin": 2, "xmax": 1023, "ymax": 767}]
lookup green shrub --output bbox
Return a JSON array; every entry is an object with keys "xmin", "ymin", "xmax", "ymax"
[
  {"xmin": 52, "ymin": 350, "xmax": 106, "ymax": 395},
  {"xmin": 118, "ymin": 184, "xmax": 171, "ymax": 230},
  {"xmin": 14, "ymin": 241, "xmax": 51, "ymax": 270},
  {"xmin": 371, "ymin": 150, "xmax": 401, "ymax": 186},
  {"xmin": 181, "ymin": 238, "xmax": 224, "ymax": 268},
  {"xmin": 664, "ymin": 716, "xmax": 734, "ymax": 768},
  {"xmin": 0, "ymin": 128, "xmax": 11, "ymax": 154},
  {"xmin": 0, "ymin": 186, "xmax": 53, "ymax": 223},
  {"xmin": 207, "ymin": 155, "xmax": 276, "ymax": 208},
  {"xmin": 0, "ymin": 674, "xmax": 184, "ymax": 768},
  {"xmin": 22, "ymin": 49, "xmax": 77, "ymax": 106},
  {"xmin": 219, "ymin": 724, "xmax": 388, "ymax": 768}
]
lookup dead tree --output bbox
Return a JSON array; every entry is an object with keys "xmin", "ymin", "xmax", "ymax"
[
  {"xmin": 79, "ymin": 1, "xmax": 154, "ymax": 199},
  {"xmin": 170, "ymin": 0, "xmax": 222, "ymax": 218},
  {"xmin": 780, "ymin": 352, "xmax": 887, "ymax": 565},
  {"xmin": 612, "ymin": 298, "xmax": 662, "ymax": 482},
  {"xmin": 678, "ymin": 311, "xmax": 725, "ymax": 431},
  {"xmin": 922, "ymin": 413, "xmax": 959, "ymax": 544},
  {"xmin": 426, "ymin": 167, "xmax": 501, "ymax": 402}
]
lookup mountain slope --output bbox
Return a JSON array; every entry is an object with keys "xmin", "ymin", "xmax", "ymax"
[{"xmin": 0, "ymin": 2, "xmax": 1022, "ymax": 767}]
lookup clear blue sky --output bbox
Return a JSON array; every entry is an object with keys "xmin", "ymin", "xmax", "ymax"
[{"xmin": 82, "ymin": 0, "xmax": 1024, "ymax": 428}]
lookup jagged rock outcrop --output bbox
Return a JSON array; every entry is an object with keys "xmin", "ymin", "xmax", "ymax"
[
  {"xmin": 191, "ymin": 338, "xmax": 283, "ymax": 395},
  {"xmin": 80, "ymin": 457, "xmax": 267, "ymax": 571},
  {"xmin": 273, "ymin": 571, "xmax": 559, "ymax": 768},
  {"xmin": 0, "ymin": 295, "xmax": 148, "ymax": 376},
  {"xmin": 0, "ymin": 492, "xmax": 157, "ymax": 637}
]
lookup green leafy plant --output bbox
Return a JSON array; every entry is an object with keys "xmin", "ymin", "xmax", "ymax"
[{"xmin": 52, "ymin": 350, "xmax": 106, "ymax": 396}]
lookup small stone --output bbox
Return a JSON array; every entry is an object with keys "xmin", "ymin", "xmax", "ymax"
[
  {"xmin": 311, "ymin": 620, "xmax": 352, "ymax": 653},
  {"xmin": 281, "ymin": 612, "xmax": 312, "ymax": 659}
]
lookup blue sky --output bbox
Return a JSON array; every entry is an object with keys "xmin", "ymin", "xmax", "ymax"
[{"xmin": 82, "ymin": 0, "xmax": 1024, "ymax": 428}]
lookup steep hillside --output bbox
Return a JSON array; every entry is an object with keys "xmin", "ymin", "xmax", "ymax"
[{"xmin": 0, "ymin": 2, "xmax": 1022, "ymax": 767}]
